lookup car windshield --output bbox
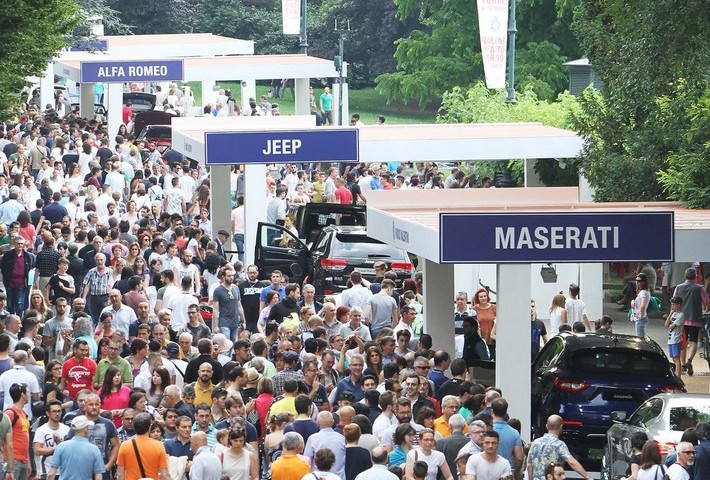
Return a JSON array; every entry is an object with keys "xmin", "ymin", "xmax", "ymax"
[
  {"xmin": 146, "ymin": 127, "xmax": 172, "ymax": 139},
  {"xmin": 669, "ymin": 405, "xmax": 710, "ymax": 431},
  {"xmin": 572, "ymin": 349, "xmax": 669, "ymax": 377},
  {"xmin": 331, "ymin": 234, "xmax": 404, "ymax": 259}
]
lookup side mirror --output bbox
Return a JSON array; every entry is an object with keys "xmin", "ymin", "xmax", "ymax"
[{"xmin": 611, "ymin": 411, "xmax": 627, "ymax": 423}]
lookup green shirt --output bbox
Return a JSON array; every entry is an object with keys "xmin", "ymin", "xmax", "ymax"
[
  {"xmin": 94, "ymin": 356, "xmax": 133, "ymax": 386},
  {"xmin": 320, "ymin": 92, "xmax": 333, "ymax": 111}
]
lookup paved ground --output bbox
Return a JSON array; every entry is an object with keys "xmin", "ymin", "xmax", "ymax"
[{"xmin": 600, "ymin": 298, "xmax": 709, "ymax": 394}]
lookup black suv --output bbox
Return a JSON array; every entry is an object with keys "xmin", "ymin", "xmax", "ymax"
[
  {"xmin": 255, "ymin": 223, "xmax": 413, "ymax": 297},
  {"xmin": 531, "ymin": 332, "xmax": 684, "ymax": 465}
]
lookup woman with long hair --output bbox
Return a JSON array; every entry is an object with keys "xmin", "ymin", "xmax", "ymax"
[
  {"xmin": 65, "ymin": 162, "xmax": 84, "ymax": 193},
  {"xmin": 219, "ymin": 428, "xmax": 259, "ymax": 480},
  {"xmin": 132, "ymin": 256, "xmax": 150, "ymax": 289},
  {"xmin": 250, "ymin": 377, "xmax": 274, "ymax": 441},
  {"xmin": 99, "ymin": 366, "xmax": 131, "ymax": 428},
  {"xmin": 404, "ymin": 428, "xmax": 452, "ymax": 480},
  {"xmin": 635, "ymin": 440, "xmax": 665, "ymax": 480},
  {"xmin": 29, "ymin": 291, "xmax": 52, "ymax": 323},
  {"xmin": 17, "ymin": 210, "xmax": 36, "ymax": 251},
  {"xmin": 364, "ymin": 346, "xmax": 383, "ymax": 380},
  {"xmin": 43, "ymin": 360, "xmax": 73, "ymax": 409},
  {"xmin": 122, "ymin": 200, "xmax": 139, "ymax": 225},
  {"xmin": 125, "ymin": 242, "xmax": 141, "ymax": 266},
  {"xmin": 631, "ymin": 273, "xmax": 651, "ymax": 337},
  {"xmin": 147, "ymin": 366, "xmax": 171, "ymax": 407},
  {"xmin": 548, "ymin": 293, "xmax": 568, "ymax": 335},
  {"xmin": 472, "ymin": 288, "xmax": 497, "ymax": 359}
]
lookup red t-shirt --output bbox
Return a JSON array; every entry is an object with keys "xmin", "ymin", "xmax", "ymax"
[
  {"xmin": 62, "ymin": 356, "xmax": 98, "ymax": 398},
  {"xmin": 334, "ymin": 186, "xmax": 353, "ymax": 205}
]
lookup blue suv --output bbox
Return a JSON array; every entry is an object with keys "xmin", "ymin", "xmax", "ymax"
[{"xmin": 531, "ymin": 332, "xmax": 685, "ymax": 465}]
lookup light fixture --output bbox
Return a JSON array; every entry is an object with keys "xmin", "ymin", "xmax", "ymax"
[{"xmin": 540, "ymin": 264, "xmax": 558, "ymax": 283}]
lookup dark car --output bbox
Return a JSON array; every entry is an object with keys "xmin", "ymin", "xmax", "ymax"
[
  {"xmin": 531, "ymin": 332, "xmax": 685, "ymax": 465},
  {"xmin": 254, "ymin": 223, "xmax": 413, "ymax": 297},
  {"xmin": 124, "ymin": 92, "xmax": 156, "ymax": 112},
  {"xmin": 603, "ymin": 393, "xmax": 710, "ymax": 480},
  {"xmin": 135, "ymin": 111, "xmax": 177, "ymax": 154}
]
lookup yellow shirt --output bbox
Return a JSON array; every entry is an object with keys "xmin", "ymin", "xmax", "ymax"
[
  {"xmin": 434, "ymin": 415, "xmax": 468, "ymax": 437},
  {"xmin": 193, "ymin": 381, "xmax": 214, "ymax": 407}
]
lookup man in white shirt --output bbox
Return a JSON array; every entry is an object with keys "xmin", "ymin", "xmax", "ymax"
[
  {"xmin": 340, "ymin": 271, "xmax": 372, "ymax": 311},
  {"xmin": 372, "ymin": 391, "xmax": 397, "ymax": 441},
  {"xmin": 466, "ymin": 431, "xmax": 513, "ymax": 480},
  {"xmin": 101, "ymin": 290, "xmax": 138, "ymax": 338},
  {"xmin": 174, "ymin": 249, "xmax": 200, "ymax": 295},
  {"xmin": 666, "ymin": 442, "xmax": 694, "ymax": 480},
  {"xmin": 565, "ymin": 284, "xmax": 590, "ymax": 331},
  {"xmin": 0, "ymin": 350, "xmax": 41, "ymax": 418},
  {"xmin": 355, "ymin": 447, "xmax": 400, "ymax": 480}
]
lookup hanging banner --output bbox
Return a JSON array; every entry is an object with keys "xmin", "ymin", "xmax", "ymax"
[
  {"xmin": 282, "ymin": 0, "xmax": 301, "ymax": 35},
  {"xmin": 477, "ymin": 0, "xmax": 509, "ymax": 89}
]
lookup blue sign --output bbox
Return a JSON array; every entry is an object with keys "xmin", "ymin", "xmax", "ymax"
[
  {"xmin": 440, "ymin": 211, "xmax": 674, "ymax": 263},
  {"xmin": 81, "ymin": 60, "xmax": 184, "ymax": 83},
  {"xmin": 205, "ymin": 129, "xmax": 359, "ymax": 165},
  {"xmin": 70, "ymin": 39, "xmax": 108, "ymax": 52}
]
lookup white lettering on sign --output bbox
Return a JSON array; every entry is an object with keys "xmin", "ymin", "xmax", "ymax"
[
  {"xmin": 494, "ymin": 226, "xmax": 620, "ymax": 250},
  {"xmin": 127, "ymin": 65, "xmax": 168, "ymax": 77},
  {"xmin": 97, "ymin": 66, "xmax": 125, "ymax": 78},
  {"xmin": 262, "ymin": 139, "xmax": 302, "ymax": 155}
]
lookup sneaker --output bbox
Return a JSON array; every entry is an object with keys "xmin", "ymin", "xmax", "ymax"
[{"xmin": 686, "ymin": 361, "xmax": 694, "ymax": 376}]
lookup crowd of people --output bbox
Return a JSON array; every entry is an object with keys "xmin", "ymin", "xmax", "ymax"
[{"xmin": 0, "ymin": 91, "xmax": 708, "ymax": 480}]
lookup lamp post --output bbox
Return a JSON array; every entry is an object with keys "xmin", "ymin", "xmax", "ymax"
[
  {"xmin": 300, "ymin": 0, "xmax": 308, "ymax": 54},
  {"xmin": 505, "ymin": 0, "xmax": 517, "ymax": 103},
  {"xmin": 334, "ymin": 19, "xmax": 349, "ymax": 126}
]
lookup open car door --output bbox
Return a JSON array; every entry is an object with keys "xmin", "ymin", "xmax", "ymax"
[{"xmin": 254, "ymin": 222, "xmax": 309, "ymax": 283}]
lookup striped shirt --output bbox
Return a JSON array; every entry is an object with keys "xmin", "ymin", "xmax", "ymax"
[{"xmin": 82, "ymin": 267, "xmax": 113, "ymax": 295}]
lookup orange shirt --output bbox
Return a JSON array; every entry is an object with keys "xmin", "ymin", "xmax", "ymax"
[
  {"xmin": 474, "ymin": 304, "xmax": 497, "ymax": 345},
  {"xmin": 4, "ymin": 406, "xmax": 30, "ymax": 463},
  {"xmin": 271, "ymin": 454, "xmax": 311, "ymax": 480},
  {"xmin": 117, "ymin": 435, "xmax": 168, "ymax": 480}
]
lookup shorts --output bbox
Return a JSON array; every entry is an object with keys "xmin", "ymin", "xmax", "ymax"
[
  {"xmin": 668, "ymin": 343, "xmax": 681, "ymax": 359},
  {"xmin": 684, "ymin": 325, "xmax": 700, "ymax": 342}
]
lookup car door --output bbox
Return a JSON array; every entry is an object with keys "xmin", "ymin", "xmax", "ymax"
[
  {"xmin": 531, "ymin": 337, "xmax": 565, "ymax": 431},
  {"xmin": 609, "ymin": 397, "xmax": 661, "ymax": 476},
  {"xmin": 254, "ymin": 222, "xmax": 309, "ymax": 282}
]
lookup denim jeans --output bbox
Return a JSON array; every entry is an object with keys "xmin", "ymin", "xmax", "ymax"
[
  {"xmin": 7, "ymin": 286, "xmax": 29, "ymax": 316},
  {"xmin": 233, "ymin": 233, "xmax": 245, "ymax": 263},
  {"xmin": 635, "ymin": 316, "xmax": 648, "ymax": 337},
  {"xmin": 220, "ymin": 326, "xmax": 238, "ymax": 343}
]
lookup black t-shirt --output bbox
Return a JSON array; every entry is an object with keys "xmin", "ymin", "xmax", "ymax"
[
  {"xmin": 349, "ymin": 182, "xmax": 362, "ymax": 204},
  {"xmin": 96, "ymin": 147, "xmax": 113, "ymax": 169},
  {"xmin": 238, "ymin": 280, "xmax": 268, "ymax": 332},
  {"xmin": 531, "ymin": 319, "xmax": 548, "ymax": 360}
]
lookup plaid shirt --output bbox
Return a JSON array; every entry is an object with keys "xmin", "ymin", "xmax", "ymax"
[
  {"xmin": 271, "ymin": 367, "xmax": 304, "ymax": 398},
  {"xmin": 82, "ymin": 267, "xmax": 113, "ymax": 295}
]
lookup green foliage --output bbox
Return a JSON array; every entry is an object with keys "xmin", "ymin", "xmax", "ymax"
[
  {"xmin": 438, "ymin": 82, "xmax": 581, "ymax": 186},
  {"xmin": 376, "ymin": 0, "xmax": 580, "ymax": 107},
  {"xmin": 572, "ymin": 0, "xmax": 710, "ymax": 204},
  {"xmin": 0, "ymin": 0, "xmax": 82, "ymax": 119},
  {"xmin": 657, "ymin": 87, "xmax": 710, "ymax": 208},
  {"xmin": 75, "ymin": 0, "xmax": 130, "ymax": 37},
  {"xmin": 107, "ymin": 0, "xmax": 198, "ymax": 35}
]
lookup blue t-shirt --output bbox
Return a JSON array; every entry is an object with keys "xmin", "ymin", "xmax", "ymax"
[
  {"xmin": 284, "ymin": 418, "xmax": 320, "ymax": 445},
  {"xmin": 259, "ymin": 284, "xmax": 285, "ymax": 303},
  {"xmin": 493, "ymin": 420, "xmax": 522, "ymax": 464},
  {"xmin": 51, "ymin": 436, "xmax": 105, "ymax": 480}
]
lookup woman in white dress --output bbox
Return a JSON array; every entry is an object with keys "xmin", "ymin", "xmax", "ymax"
[
  {"xmin": 219, "ymin": 429, "xmax": 259, "ymax": 480},
  {"xmin": 548, "ymin": 293, "xmax": 567, "ymax": 335}
]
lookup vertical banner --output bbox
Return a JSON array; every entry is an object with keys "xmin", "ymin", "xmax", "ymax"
[
  {"xmin": 282, "ymin": 0, "xmax": 301, "ymax": 35},
  {"xmin": 477, "ymin": 0, "xmax": 509, "ymax": 89}
]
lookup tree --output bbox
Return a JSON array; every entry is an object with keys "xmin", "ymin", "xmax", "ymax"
[
  {"xmin": 107, "ymin": 0, "xmax": 197, "ymax": 35},
  {"xmin": 0, "ymin": 0, "xmax": 82, "ymax": 119},
  {"xmin": 376, "ymin": 0, "xmax": 581, "ymax": 107},
  {"xmin": 571, "ymin": 0, "xmax": 710, "ymax": 205},
  {"xmin": 438, "ymin": 82, "xmax": 581, "ymax": 185}
]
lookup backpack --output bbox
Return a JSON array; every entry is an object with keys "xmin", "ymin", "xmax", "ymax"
[{"xmin": 649, "ymin": 296, "xmax": 661, "ymax": 312}]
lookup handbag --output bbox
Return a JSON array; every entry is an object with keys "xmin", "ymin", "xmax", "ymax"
[{"xmin": 132, "ymin": 439, "xmax": 147, "ymax": 479}]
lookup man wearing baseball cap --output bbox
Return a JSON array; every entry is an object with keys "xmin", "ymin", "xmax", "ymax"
[{"xmin": 47, "ymin": 416, "xmax": 105, "ymax": 480}]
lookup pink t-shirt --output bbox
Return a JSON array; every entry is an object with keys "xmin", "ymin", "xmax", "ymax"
[{"xmin": 100, "ymin": 386, "xmax": 132, "ymax": 428}]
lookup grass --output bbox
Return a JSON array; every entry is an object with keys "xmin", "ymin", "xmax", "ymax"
[{"xmin": 183, "ymin": 81, "xmax": 437, "ymax": 125}]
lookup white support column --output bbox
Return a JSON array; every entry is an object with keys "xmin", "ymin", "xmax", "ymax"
[
  {"xmin": 240, "ymin": 80, "xmax": 256, "ymax": 115},
  {"xmin": 80, "ymin": 83, "xmax": 94, "ymax": 119},
  {"xmin": 244, "ymin": 164, "xmax": 268, "ymax": 267},
  {"xmin": 579, "ymin": 174, "xmax": 594, "ymax": 202},
  {"xmin": 579, "ymin": 263, "xmax": 604, "ymax": 323},
  {"xmin": 496, "ymin": 263, "xmax": 532, "ymax": 442},
  {"xmin": 211, "ymin": 164, "xmax": 232, "ymax": 257},
  {"xmin": 201, "ymin": 80, "xmax": 216, "ymax": 108},
  {"xmin": 331, "ymin": 83, "xmax": 350, "ymax": 126},
  {"xmin": 422, "ymin": 259, "xmax": 455, "ymax": 353},
  {"xmin": 40, "ymin": 63, "xmax": 54, "ymax": 111},
  {"xmin": 106, "ymin": 83, "xmax": 123, "ymax": 141},
  {"xmin": 294, "ymin": 78, "xmax": 310, "ymax": 115}
]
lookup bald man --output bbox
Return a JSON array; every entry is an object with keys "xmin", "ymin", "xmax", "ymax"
[
  {"xmin": 527, "ymin": 415, "xmax": 592, "ymax": 480},
  {"xmin": 303, "ymin": 411, "xmax": 346, "ymax": 479},
  {"xmin": 190, "ymin": 432, "xmax": 221, "ymax": 480}
]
